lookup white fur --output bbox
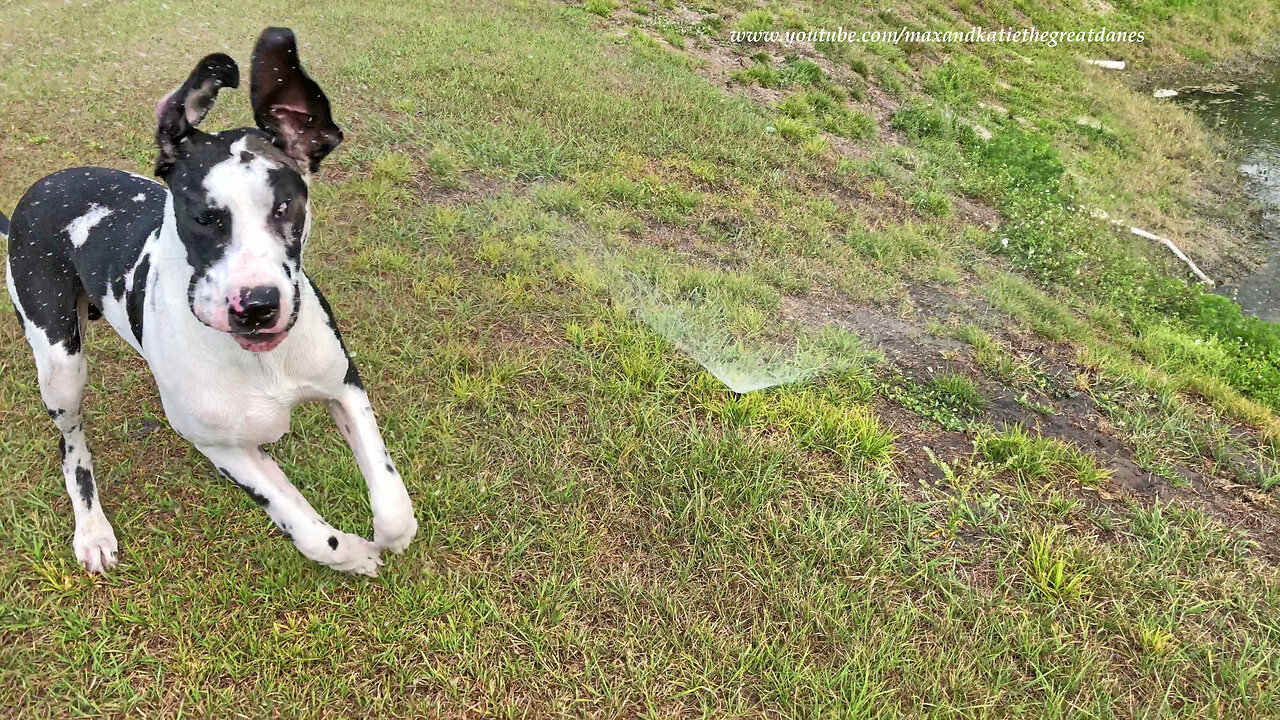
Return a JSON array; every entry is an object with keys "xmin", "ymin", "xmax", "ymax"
[
  {"xmin": 141, "ymin": 210, "xmax": 348, "ymax": 446},
  {"xmin": 64, "ymin": 204, "xmax": 112, "ymax": 248},
  {"xmin": 330, "ymin": 385, "xmax": 417, "ymax": 552}
]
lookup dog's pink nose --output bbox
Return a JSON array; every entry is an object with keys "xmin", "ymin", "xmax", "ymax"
[{"xmin": 229, "ymin": 286, "xmax": 280, "ymax": 332}]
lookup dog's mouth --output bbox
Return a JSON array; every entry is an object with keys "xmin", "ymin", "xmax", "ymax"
[
  {"xmin": 233, "ymin": 330, "xmax": 289, "ymax": 353},
  {"xmin": 188, "ymin": 278, "xmax": 302, "ymax": 353}
]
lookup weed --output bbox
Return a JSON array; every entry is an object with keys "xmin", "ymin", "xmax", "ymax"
[
  {"xmin": 773, "ymin": 116, "xmax": 816, "ymax": 142},
  {"xmin": 1025, "ymin": 528, "xmax": 1088, "ymax": 603},
  {"xmin": 929, "ymin": 374, "xmax": 987, "ymax": 415},
  {"xmin": 910, "ymin": 190, "xmax": 951, "ymax": 218},
  {"xmin": 891, "ymin": 102, "xmax": 948, "ymax": 140},
  {"xmin": 923, "ymin": 56, "xmax": 990, "ymax": 109},
  {"xmin": 731, "ymin": 63, "xmax": 782, "ymax": 87},
  {"xmin": 1016, "ymin": 393, "xmax": 1054, "ymax": 416},
  {"xmin": 585, "ymin": 0, "xmax": 616, "ymax": 17},
  {"xmin": 737, "ymin": 10, "xmax": 773, "ymax": 33},
  {"xmin": 423, "ymin": 145, "xmax": 464, "ymax": 190},
  {"xmin": 784, "ymin": 397, "xmax": 895, "ymax": 466},
  {"xmin": 534, "ymin": 183, "xmax": 586, "ymax": 217}
]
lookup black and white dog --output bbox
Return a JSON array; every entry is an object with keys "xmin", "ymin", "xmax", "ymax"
[{"xmin": 0, "ymin": 28, "xmax": 416, "ymax": 576}]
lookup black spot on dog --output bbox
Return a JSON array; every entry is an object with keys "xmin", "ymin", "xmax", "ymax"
[
  {"xmin": 385, "ymin": 463, "xmax": 395, "ymax": 474},
  {"xmin": 48, "ymin": 408, "xmax": 65, "ymax": 420},
  {"xmin": 328, "ymin": 536, "xmax": 338, "ymax": 550},
  {"xmin": 74, "ymin": 465, "xmax": 94, "ymax": 508},
  {"xmin": 343, "ymin": 362, "xmax": 363, "ymax": 389},
  {"xmin": 62, "ymin": 331, "xmax": 82, "ymax": 357},
  {"xmin": 110, "ymin": 274, "xmax": 127, "ymax": 301},
  {"xmin": 218, "ymin": 466, "xmax": 269, "ymax": 507},
  {"xmin": 310, "ymin": 278, "xmax": 364, "ymax": 389},
  {"xmin": 168, "ymin": 133, "xmax": 250, "ymax": 279},
  {"xmin": 267, "ymin": 168, "xmax": 308, "ymax": 254},
  {"xmin": 59, "ymin": 437, "xmax": 67, "ymax": 459},
  {"xmin": 236, "ymin": 481, "xmax": 270, "ymax": 507},
  {"xmin": 126, "ymin": 254, "xmax": 150, "ymax": 346}
]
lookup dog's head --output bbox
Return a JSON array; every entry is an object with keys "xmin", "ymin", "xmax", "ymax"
[{"xmin": 153, "ymin": 28, "xmax": 341, "ymax": 352}]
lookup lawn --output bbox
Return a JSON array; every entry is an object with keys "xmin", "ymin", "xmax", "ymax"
[{"xmin": 4, "ymin": 0, "xmax": 1280, "ymax": 716}]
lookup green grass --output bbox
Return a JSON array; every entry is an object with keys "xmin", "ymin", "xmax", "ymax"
[
  {"xmin": 584, "ymin": 0, "xmax": 615, "ymax": 17},
  {"xmin": 3, "ymin": 0, "xmax": 1280, "ymax": 716},
  {"xmin": 974, "ymin": 425, "xmax": 1110, "ymax": 488},
  {"xmin": 736, "ymin": 10, "xmax": 773, "ymax": 33}
]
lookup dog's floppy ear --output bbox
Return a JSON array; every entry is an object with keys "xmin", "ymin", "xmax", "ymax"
[
  {"xmin": 251, "ymin": 27, "xmax": 342, "ymax": 173},
  {"xmin": 154, "ymin": 54, "xmax": 240, "ymax": 177}
]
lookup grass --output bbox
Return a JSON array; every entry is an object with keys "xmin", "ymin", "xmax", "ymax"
[
  {"xmin": 3, "ymin": 0, "xmax": 1280, "ymax": 716},
  {"xmin": 974, "ymin": 425, "xmax": 1110, "ymax": 488},
  {"xmin": 1025, "ymin": 528, "xmax": 1089, "ymax": 604},
  {"xmin": 886, "ymin": 372, "xmax": 986, "ymax": 431}
]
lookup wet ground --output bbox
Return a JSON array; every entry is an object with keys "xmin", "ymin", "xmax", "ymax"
[{"xmin": 1179, "ymin": 68, "xmax": 1280, "ymax": 320}]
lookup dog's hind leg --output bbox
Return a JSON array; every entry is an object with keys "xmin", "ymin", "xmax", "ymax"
[
  {"xmin": 196, "ymin": 444, "xmax": 384, "ymax": 576},
  {"xmin": 7, "ymin": 260, "xmax": 117, "ymax": 573}
]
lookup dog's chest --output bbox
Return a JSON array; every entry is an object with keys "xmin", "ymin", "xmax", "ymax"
[
  {"xmin": 154, "ymin": 354, "xmax": 304, "ymax": 446},
  {"xmin": 135, "ymin": 242, "xmax": 348, "ymax": 448}
]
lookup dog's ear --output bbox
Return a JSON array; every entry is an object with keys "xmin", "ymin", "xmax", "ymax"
[
  {"xmin": 154, "ymin": 54, "xmax": 240, "ymax": 177},
  {"xmin": 251, "ymin": 27, "xmax": 342, "ymax": 173}
]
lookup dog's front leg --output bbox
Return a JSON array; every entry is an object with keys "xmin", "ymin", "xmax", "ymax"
[
  {"xmin": 197, "ymin": 443, "xmax": 384, "ymax": 576},
  {"xmin": 327, "ymin": 385, "xmax": 417, "ymax": 554}
]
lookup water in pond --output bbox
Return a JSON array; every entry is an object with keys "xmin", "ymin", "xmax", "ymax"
[{"xmin": 1179, "ymin": 71, "xmax": 1280, "ymax": 321}]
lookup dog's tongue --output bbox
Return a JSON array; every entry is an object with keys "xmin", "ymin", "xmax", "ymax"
[{"xmin": 235, "ymin": 332, "xmax": 287, "ymax": 352}]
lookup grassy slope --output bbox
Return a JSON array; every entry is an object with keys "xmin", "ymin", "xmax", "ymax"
[{"xmin": 3, "ymin": 0, "xmax": 1280, "ymax": 716}]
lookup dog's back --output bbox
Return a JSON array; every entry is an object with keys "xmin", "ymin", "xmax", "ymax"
[{"xmin": 8, "ymin": 167, "xmax": 165, "ymax": 353}]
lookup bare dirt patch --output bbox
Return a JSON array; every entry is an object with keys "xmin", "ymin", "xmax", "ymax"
[{"xmin": 783, "ymin": 283, "xmax": 1280, "ymax": 558}]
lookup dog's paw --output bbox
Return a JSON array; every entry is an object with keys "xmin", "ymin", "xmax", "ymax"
[
  {"xmin": 316, "ymin": 531, "xmax": 384, "ymax": 577},
  {"xmin": 73, "ymin": 518, "xmax": 118, "ymax": 574},
  {"xmin": 374, "ymin": 510, "xmax": 418, "ymax": 554}
]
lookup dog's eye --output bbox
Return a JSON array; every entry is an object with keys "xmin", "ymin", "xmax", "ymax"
[
  {"xmin": 192, "ymin": 208, "xmax": 225, "ymax": 229},
  {"xmin": 274, "ymin": 201, "xmax": 290, "ymax": 218}
]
